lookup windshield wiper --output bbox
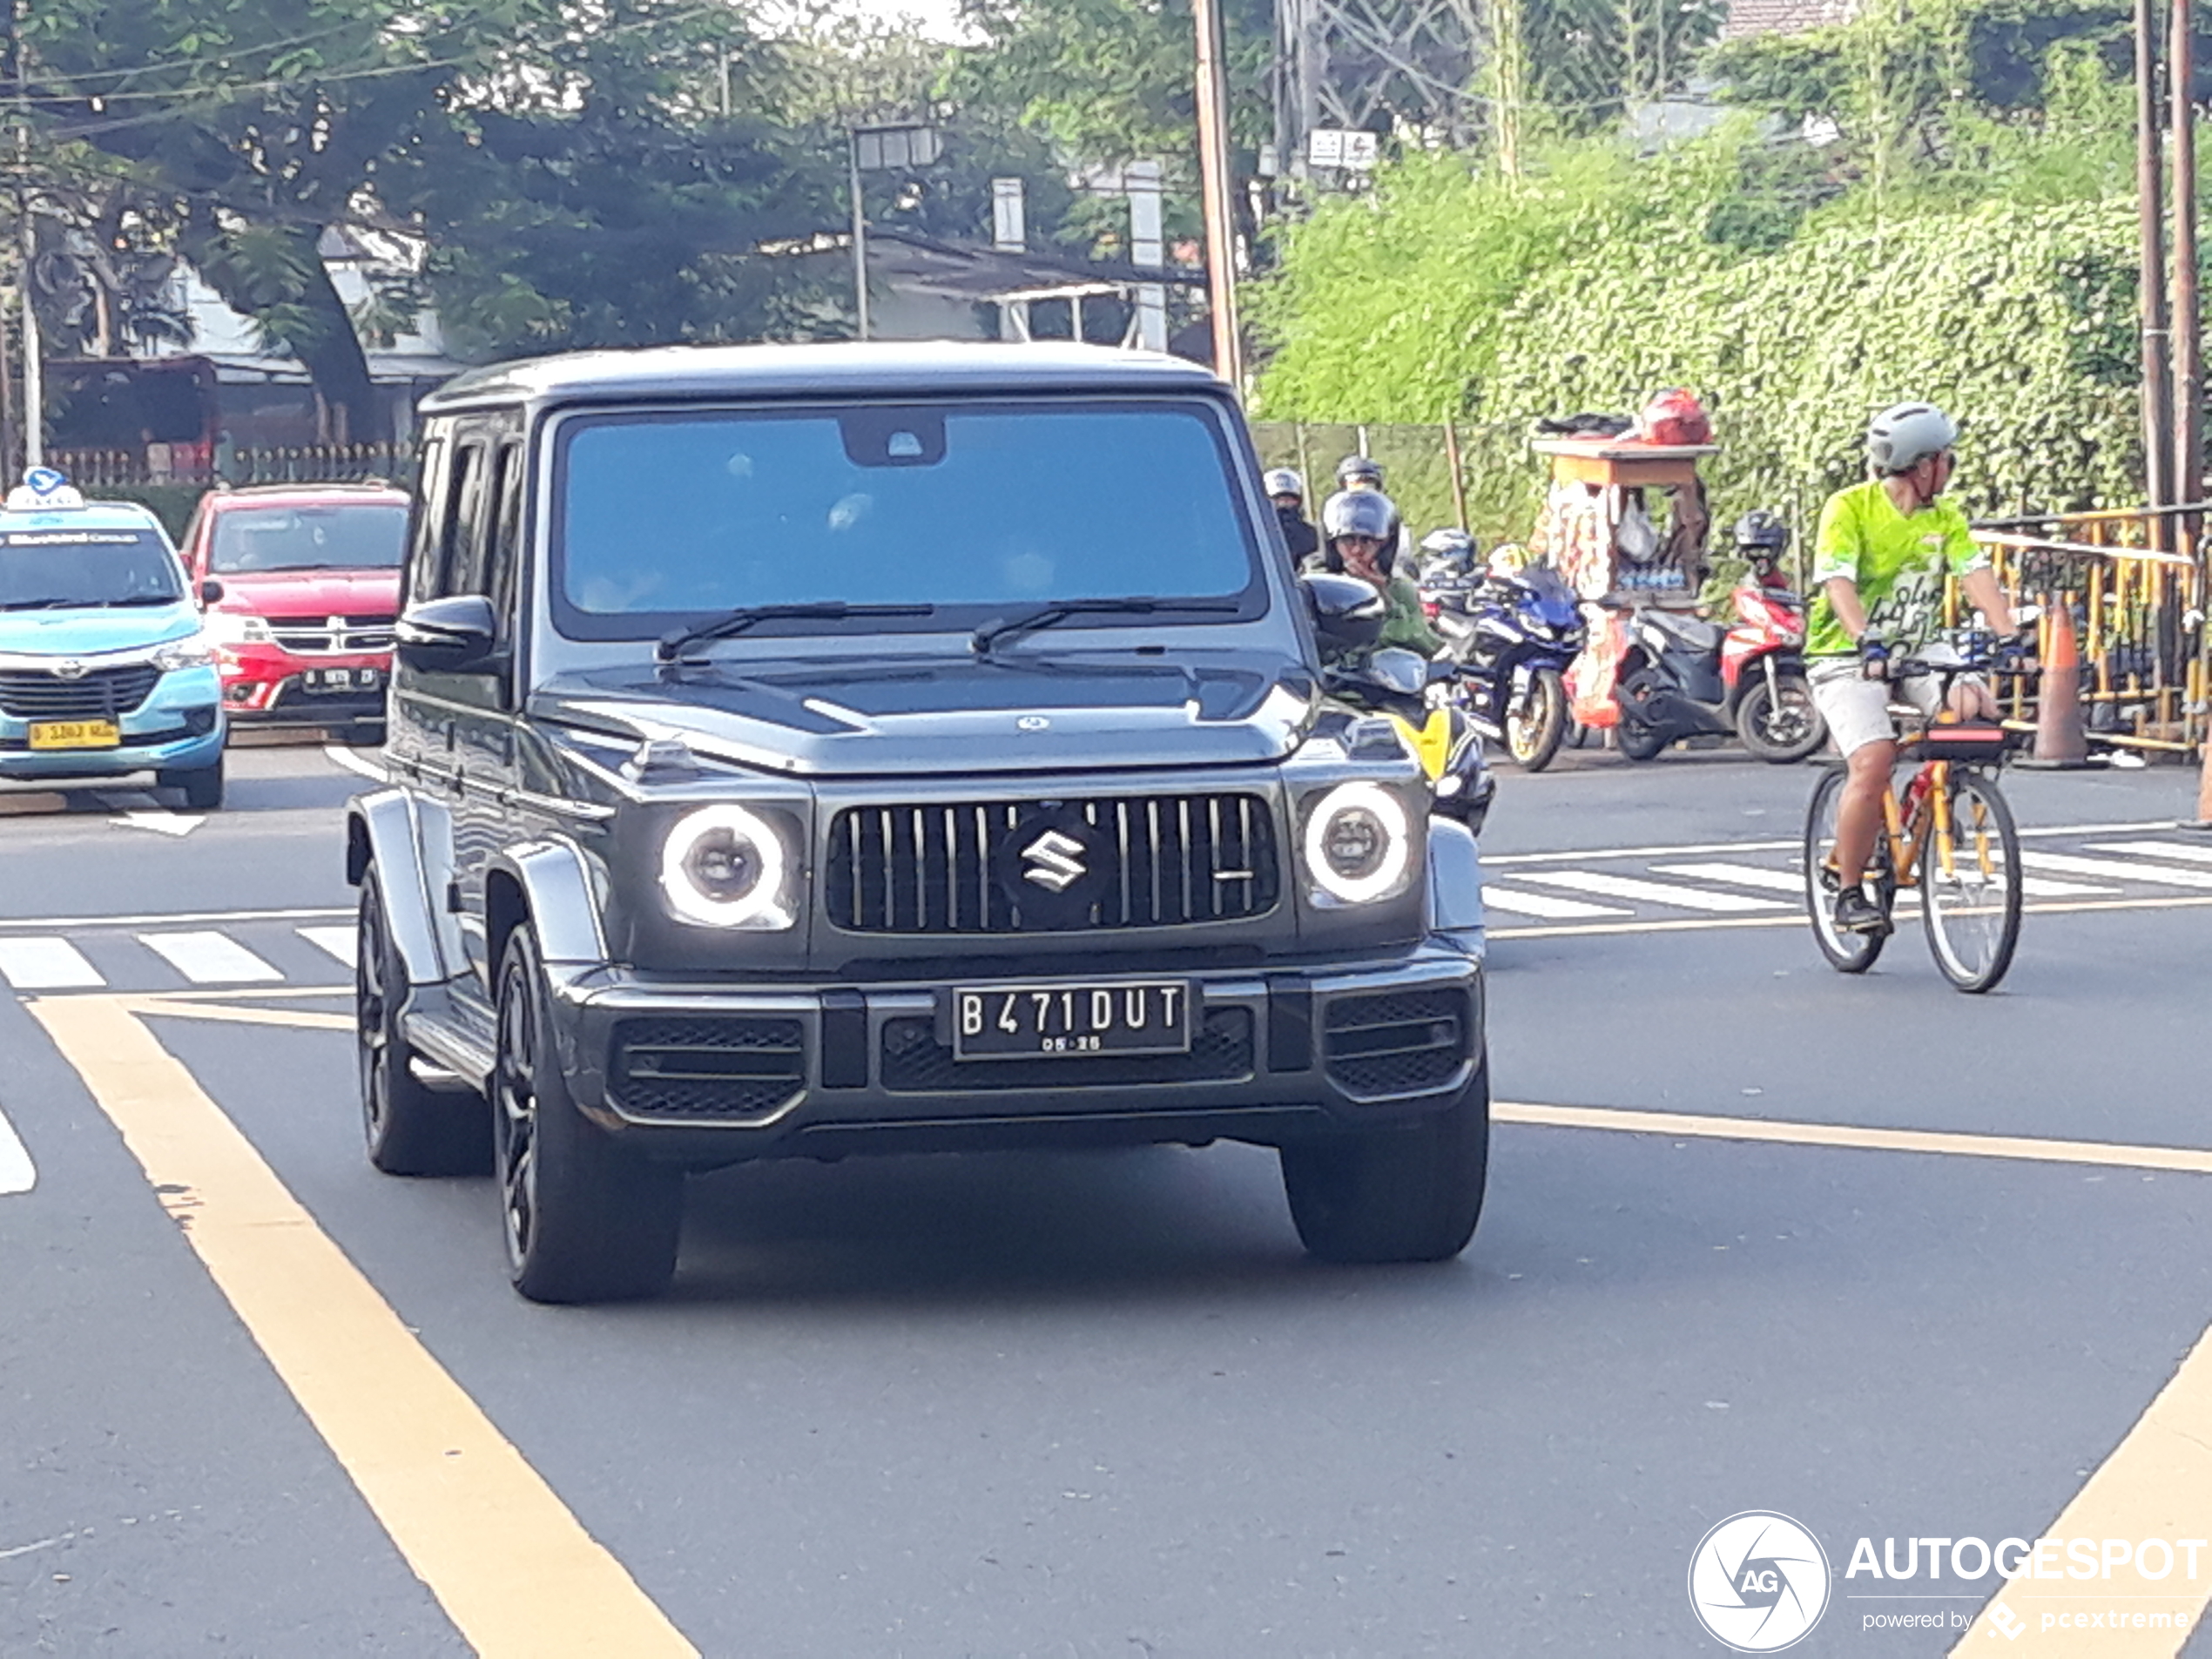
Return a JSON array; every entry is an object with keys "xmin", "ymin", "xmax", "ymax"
[
  {"xmin": 970, "ymin": 597, "xmax": 1242, "ymax": 656},
  {"xmin": 0, "ymin": 597, "xmax": 87, "ymax": 610},
  {"xmin": 657, "ymin": 602, "xmax": 936, "ymax": 664}
]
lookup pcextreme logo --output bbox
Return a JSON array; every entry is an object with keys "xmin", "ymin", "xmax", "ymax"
[{"xmin": 1688, "ymin": 1511, "xmax": 1832, "ymax": 1653}]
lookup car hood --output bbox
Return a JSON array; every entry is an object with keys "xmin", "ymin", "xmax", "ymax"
[
  {"xmin": 0, "ymin": 604, "xmax": 200, "ymax": 659},
  {"xmin": 213, "ymin": 570, "xmax": 401, "ymax": 618},
  {"xmin": 530, "ymin": 652, "xmax": 1322, "ymax": 778}
]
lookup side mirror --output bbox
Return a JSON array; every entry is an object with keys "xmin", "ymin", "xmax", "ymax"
[
  {"xmin": 1301, "ymin": 573, "xmax": 1386, "ymax": 652},
  {"xmin": 1368, "ymin": 647, "xmax": 1428, "ymax": 698},
  {"xmin": 198, "ymin": 578, "xmax": 225, "ymax": 606},
  {"xmin": 395, "ymin": 594, "xmax": 500, "ymax": 674}
]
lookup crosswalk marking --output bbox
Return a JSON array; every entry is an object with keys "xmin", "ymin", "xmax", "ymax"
[
  {"xmin": 2021, "ymin": 851, "xmax": 2212, "ymax": 891},
  {"xmin": 1511, "ymin": 870, "xmax": 1787, "ymax": 913},
  {"xmin": 0, "ymin": 937, "xmax": 105, "ymax": 989},
  {"xmin": 138, "ymin": 932, "xmax": 283, "ymax": 985},
  {"xmin": 2013, "ymin": 873, "xmax": 2118, "ymax": 898},
  {"xmin": 297, "ymin": 927, "xmax": 357, "ymax": 968},
  {"xmin": 1650, "ymin": 861, "xmax": 1807, "ymax": 895},
  {"xmin": 0, "ymin": 1098, "xmax": 30, "ymax": 1195},
  {"xmin": 2084, "ymin": 839, "xmax": 2212, "ymax": 867},
  {"xmin": 1480, "ymin": 887, "xmax": 1633, "ymax": 920}
]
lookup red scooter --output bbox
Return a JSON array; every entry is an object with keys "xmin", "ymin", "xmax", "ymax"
[{"xmin": 1568, "ymin": 513, "xmax": 1829, "ymax": 763}]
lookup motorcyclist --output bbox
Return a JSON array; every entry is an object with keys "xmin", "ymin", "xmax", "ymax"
[
  {"xmin": 1322, "ymin": 455, "xmax": 1411, "ymax": 571},
  {"xmin": 1322, "ymin": 489, "xmax": 1441, "ymax": 661},
  {"xmin": 1417, "ymin": 527, "xmax": 1480, "ymax": 589},
  {"xmin": 1806, "ymin": 403, "xmax": 2025, "ymax": 936},
  {"xmin": 1264, "ymin": 467, "xmax": 1319, "ymax": 564}
]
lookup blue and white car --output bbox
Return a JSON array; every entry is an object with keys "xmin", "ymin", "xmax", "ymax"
[{"xmin": 0, "ymin": 469, "xmax": 226, "ymax": 808}]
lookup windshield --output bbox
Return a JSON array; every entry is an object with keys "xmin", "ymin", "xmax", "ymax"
[
  {"xmin": 551, "ymin": 401, "xmax": 1263, "ymax": 640},
  {"xmin": 0, "ymin": 527, "xmax": 184, "ymax": 610},
  {"xmin": 208, "ymin": 503, "xmax": 408, "ymax": 574}
]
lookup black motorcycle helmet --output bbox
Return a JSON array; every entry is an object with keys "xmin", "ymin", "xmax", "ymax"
[
  {"xmin": 1336, "ymin": 454, "xmax": 1386, "ymax": 490},
  {"xmin": 1734, "ymin": 509, "xmax": 1790, "ymax": 554},
  {"xmin": 1321, "ymin": 489, "xmax": 1400, "ymax": 575}
]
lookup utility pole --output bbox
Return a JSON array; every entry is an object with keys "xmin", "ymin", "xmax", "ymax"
[
  {"xmin": 846, "ymin": 129, "xmax": 869, "ymax": 341},
  {"xmin": 1191, "ymin": 0, "xmax": 1243, "ymax": 390},
  {"xmin": 2172, "ymin": 0, "xmax": 2202, "ymax": 514},
  {"xmin": 2138, "ymin": 0, "xmax": 2174, "ymax": 529},
  {"xmin": 6, "ymin": 0, "xmax": 37, "ymax": 470},
  {"xmin": 1127, "ymin": 160, "xmax": 1168, "ymax": 354}
]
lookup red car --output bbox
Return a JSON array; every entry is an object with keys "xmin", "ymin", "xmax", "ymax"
[{"xmin": 180, "ymin": 483, "xmax": 408, "ymax": 739}]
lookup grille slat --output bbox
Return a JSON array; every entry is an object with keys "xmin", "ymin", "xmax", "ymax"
[
  {"xmin": 0, "ymin": 663, "xmax": 162, "ymax": 721},
  {"xmin": 610, "ymin": 1015, "xmax": 806, "ymax": 1121},
  {"xmin": 1323, "ymin": 991, "xmax": 1471, "ymax": 1098},
  {"xmin": 826, "ymin": 792, "xmax": 1279, "ymax": 936}
]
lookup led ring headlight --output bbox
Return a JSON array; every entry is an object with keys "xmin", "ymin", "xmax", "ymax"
[
  {"xmin": 659, "ymin": 804, "xmax": 792, "ymax": 928},
  {"xmin": 1303, "ymin": 781, "xmax": 1411, "ymax": 904}
]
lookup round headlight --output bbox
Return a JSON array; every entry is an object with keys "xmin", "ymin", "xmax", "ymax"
[
  {"xmin": 659, "ymin": 805, "xmax": 791, "ymax": 928},
  {"xmin": 1303, "ymin": 782, "xmax": 1412, "ymax": 904}
]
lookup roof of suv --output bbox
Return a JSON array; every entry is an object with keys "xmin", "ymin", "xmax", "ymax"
[{"xmin": 421, "ymin": 341, "xmax": 1225, "ymax": 413}]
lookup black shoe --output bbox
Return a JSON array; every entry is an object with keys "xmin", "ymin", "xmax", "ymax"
[{"xmin": 1832, "ymin": 887, "xmax": 1889, "ymax": 935}]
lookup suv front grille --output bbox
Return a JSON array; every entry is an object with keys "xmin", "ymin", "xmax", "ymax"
[
  {"xmin": 880, "ymin": 1008, "xmax": 1254, "ymax": 1092},
  {"xmin": 0, "ymin": 663, "xmax": 162, "ymax": 720},
  {"xmin": 267, "ymin": 614, "xmax": 395, "ymax": 655},
  {"xmin": 1324, "ymin": 990, "xmax": 1471, "ymax": 1098},
  {"xmin": 826, "ymin": 793, "xmax": 1279, "ymax": 934},
  {"xmin": 609, "ymin": 1015, "xmax": 806, "ymax": 1121}
]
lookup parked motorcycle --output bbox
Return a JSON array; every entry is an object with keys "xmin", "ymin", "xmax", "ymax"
[
  {"xmin": 1430, "ymin": 564, "xmax": 1586, "ymax": 772},
  {"xmin": 1580, "ymin": 513, "xmax": 1828, "ymax": 764}
]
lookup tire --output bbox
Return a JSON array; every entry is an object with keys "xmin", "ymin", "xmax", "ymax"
[
  {"xmin": 358, "ymin": 868, "xmax": 491, "ymax": 1176},
  {"xmin": 495, "ymin": 923, "xmax": 683, "ymax": 1303},
  {"xmin": 1919, "ymin": 768, "xmax": 2023, "ymax": 994},
  {"xmin": 1802, "ymin": 765, "xmax": 1892, "ymax": 974},
  {"xmin": 1615, "ymin": 718, "xmax": 1669, "ymax": 761},
  {"xmin": 1737, "ymin": 672, "xmax": 1827, "ymax": 764},
  {"xmin": 1280, "ymin": 1062, "xmax": 1489, "ymax": 1264},
  {"xmin": 161, "ymin": 756, "xmax": 225, "ymax": 810},
  {"xmin": 1505, "ymin": 667, "xmax": 1568, "ymax": 771}
]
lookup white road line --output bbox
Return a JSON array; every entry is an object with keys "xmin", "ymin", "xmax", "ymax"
[
  {"xmin": 1650, "ymin": 861, "xmax": 1807, "ymax": 895},
  {"xmin": 0, "ymin": 907, "xmax": 350, "ymax": 934},
  {"xmin": 2013, "ymin": 873, "xmax": 2118, "ymax": 898},
  {"xmin": 1481, "ymin": 819, "xmax": 2184, "ymax": 866},
  {"xmin": 2021, "ymin": 851, "xmax": 2212, "ymax": 890},
  {"xmin": 1509, "ymin": 870, "xmax": 1787, "ymax": 913},
  {"xmin": 111, "ymin": 812, "xmax": 204, "ymax": 838},
  {"xmin": 297, "ymin": 926, "xmax": 356, "ymax": 968},
  {"xmin": 138, "ymin": 932, "xmax": 285, "ymax": 985},
  {"xmin": 322, "ymin": 745, "xmax": 387, "ymax": 784},
  {"xmin": 0, "ymin": 937, "xmax": 105, "ymax": 989},
  {"xmin": 2084, "ymin": 839, "xmax": 2212, "ymax": 867},
  {"xmin": 0, "ymin": 1101, "xmax": 31, "ymax": 1195},
  {"xmin": 1480, "ymin": 887, "xmax": 1633, "ymax": 920}
]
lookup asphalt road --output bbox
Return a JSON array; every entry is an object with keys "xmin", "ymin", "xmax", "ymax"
[{"xmin": 3, "ymin": 740, "xmax": 2209, "ymax": 1658}]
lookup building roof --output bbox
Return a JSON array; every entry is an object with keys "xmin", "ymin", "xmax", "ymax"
[
  {"xmin": 1721, "ymin": 0, "xmax": 1857, "ymax": 38},
  {"xmin": 421, "ymin": 340, "xmax": 1225, "ymax": 413}
]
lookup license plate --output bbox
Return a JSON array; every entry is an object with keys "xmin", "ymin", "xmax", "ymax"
[
  {"xmin": 952, "ymin": 981, "xmax": 1193, "ymax": 1060},
  {"xmin": 28, "ymin": 719, "xmax": 121, "ymax": 751},
  {"xmin": 305, "ymin": 667, "xmax": 382, "ymax": 692}
]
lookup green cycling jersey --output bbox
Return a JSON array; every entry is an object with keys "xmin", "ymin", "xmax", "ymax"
[{"xmin": 1804, "ymin": 479, "xmax": 1987, "ymax": 658}]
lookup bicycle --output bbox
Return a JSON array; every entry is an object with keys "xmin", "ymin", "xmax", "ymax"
[{"xmin": 1802, "ymin": 635, "xmax": 2027, "ymax": 994}]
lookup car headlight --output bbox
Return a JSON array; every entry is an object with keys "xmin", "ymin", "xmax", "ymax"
[
  {"xmin": 1301, "ymin": 781, "xmax": 1413, "ymax": 905},
  {"xmin": 659, "ymin": 804, "xmax": 795, "ymax": 930},
  {"xmin": 201, "ymin": 610, "xmax": 273, "ymax": 645},
  {"xmin": 152, "ymin": 632, "xmax": 217, "ymax": 671}
]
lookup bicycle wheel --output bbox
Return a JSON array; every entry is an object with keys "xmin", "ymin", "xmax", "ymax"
[
  {"xmin": 1919, "ymin": 767, "xmax": 2023, "ymax": 993},
  {"xmin": 1803, "ymin": 765, "xmax": 1892, "ymax": 974}
]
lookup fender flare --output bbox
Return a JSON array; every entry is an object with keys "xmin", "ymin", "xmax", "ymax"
[
  {"xmin": 1426, "ymin": 815, "xmax": 1486, "ymax": 959},
  {"xmin": 345, "ymin": 788, "xmax": 448, "ymax": 987},
  {"xmin": 483, "ymin": 840, "xmax": 608, "ymax": 972}
]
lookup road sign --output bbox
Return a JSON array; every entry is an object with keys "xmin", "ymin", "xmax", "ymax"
[{"xmin": 1306, "ymin": 128, "xmax": 1379, "ymax": 171}]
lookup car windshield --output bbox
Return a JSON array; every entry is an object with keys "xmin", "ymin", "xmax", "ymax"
[
  {"xmin": 552, "ymin": 401, "xmax": 1263, "ymax": 640},
  {"xmin": 0, "ymin": 526, "xmax": 183, "ymax": 610},
  {"xmin": 209, "ymin": 503, "xmax": 408, "ymax": 574}
]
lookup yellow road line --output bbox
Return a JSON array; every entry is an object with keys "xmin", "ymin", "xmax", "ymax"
[
  {"xmin": 29, "ymin": 996, "xmax": 696, "ymax": 1659},
  {"xmin": 1495, "ymin": 1101, "xmax": 2212, "ymax": 1175},
  {"xmin": 1491, "ymin": 891, "xmax": 2212, "ymax": 941}
]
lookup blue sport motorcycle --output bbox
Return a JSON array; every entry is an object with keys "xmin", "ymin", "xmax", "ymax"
[{"xmin": 1426, "ymin": 558, "xmax": 1588, "ymax": 773}]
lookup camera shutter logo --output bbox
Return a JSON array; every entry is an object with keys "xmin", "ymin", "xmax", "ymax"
[{"xmin": 1687, "ymin": 1511, "xmax": 1831, "ymax": 1652}]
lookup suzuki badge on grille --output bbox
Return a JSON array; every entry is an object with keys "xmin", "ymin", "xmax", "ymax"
[{"xmin": 1021, "ymin": 829, "xmax": 1088, "ymax": 892}]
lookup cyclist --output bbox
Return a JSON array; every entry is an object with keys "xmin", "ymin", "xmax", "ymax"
[
  {"xmin": 1806, "ymin": 402, "xmax": 2024, "ymax": 934},
  {"xmin": 1265, "ymin": 467, "xmax": 1320, "ymax": 564}
]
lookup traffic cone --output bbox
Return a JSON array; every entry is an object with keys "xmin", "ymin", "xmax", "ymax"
[{"xmin": 2017, "ymin": 602, "xmax": 2101, "ymax": 770}]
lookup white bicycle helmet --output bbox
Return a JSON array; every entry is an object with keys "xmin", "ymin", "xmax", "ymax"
[{"xmin": 1866, "ymin": 403, "xmax": 1958, "ymax": 475}]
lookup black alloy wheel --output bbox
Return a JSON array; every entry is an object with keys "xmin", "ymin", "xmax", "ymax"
[{"xmin": 358, "ymin": 867, "xmax": 490, "ymax": 1176}]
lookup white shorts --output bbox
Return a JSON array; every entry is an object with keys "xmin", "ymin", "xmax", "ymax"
[{"xmin": 1806, "ymin": 656, "xmax": 1967, "ymax": 759}]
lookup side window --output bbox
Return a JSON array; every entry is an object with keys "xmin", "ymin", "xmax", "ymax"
[
  {"xmin": 405, "ymin": 433, "xmax": 450, "ymax": 607},
  {"xmin": 437, "ymin": 441, "xmax": 489, "ymax": 598},
  {"xmin": 487, "ymin": 440, "xmax": 525, "ymax": 638}
]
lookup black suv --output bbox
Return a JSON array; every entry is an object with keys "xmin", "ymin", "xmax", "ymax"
[{"xmin": 347, "ymin": 343, "xmax": 1491, "ymax": 1303}]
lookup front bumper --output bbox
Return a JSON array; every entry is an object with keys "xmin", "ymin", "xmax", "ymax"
[
  {"xmin": 0, "ymin": 665, "xmax": 225, "ymax": 782},
  {"xmin": 218, "ymin": 645, "xmax": 389, "ymax": 725},
  {"xmin": 546, "ymin": 950, "xmax": 1485, "ymax": 1163}
]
